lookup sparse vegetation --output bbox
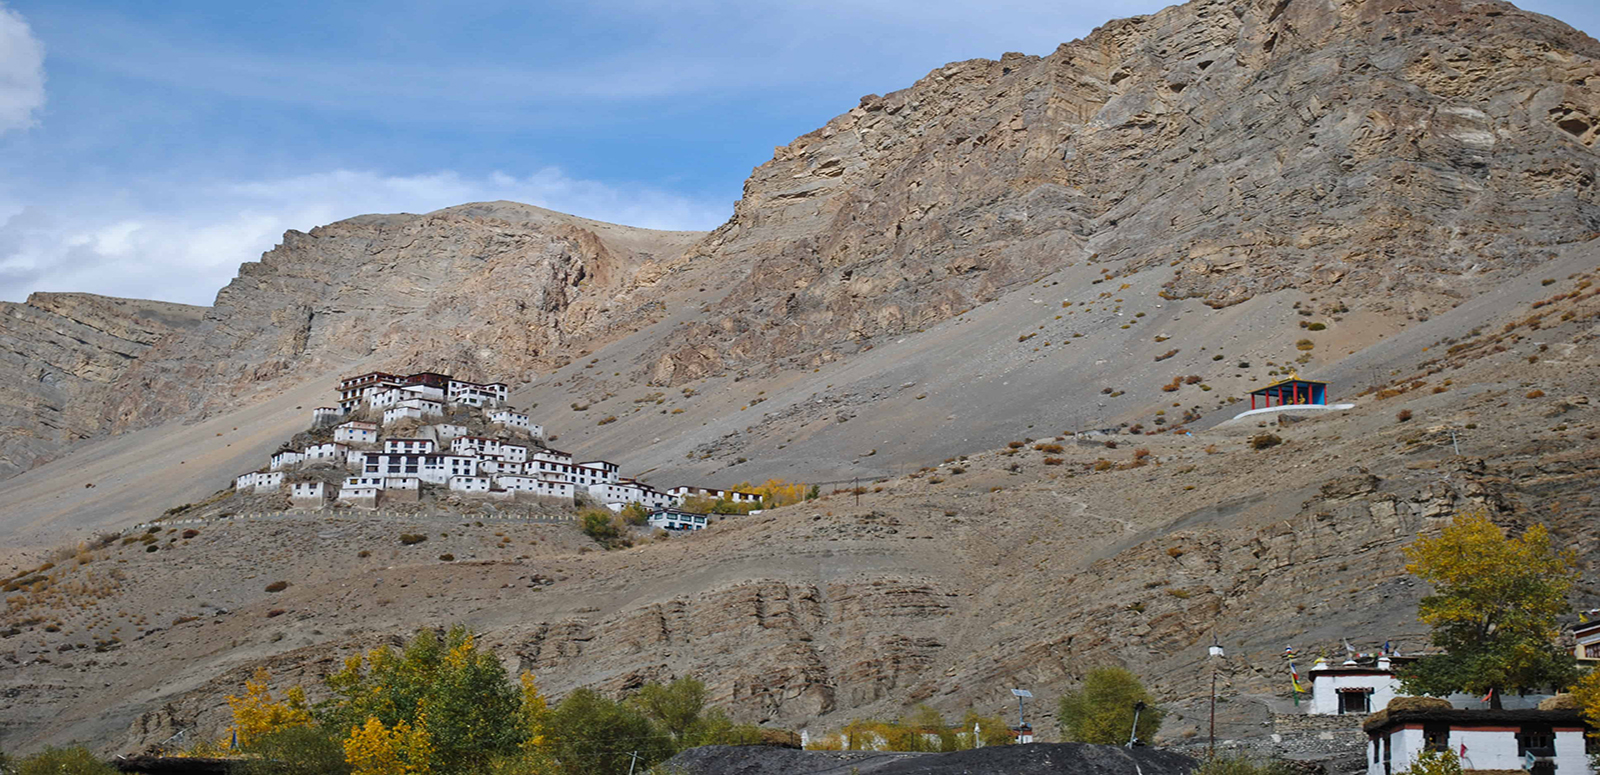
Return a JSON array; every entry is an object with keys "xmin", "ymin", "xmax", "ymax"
[
  {"xmin": 1249, "ymin": 433, "xmax": 1283, "ymax": 450},
  {"xmin": 1058, "ymin": 666, "xmax": 1165, "ymax": 745},
  {"xmin": 264, "ymin": 581, "xmax": 289, "ymax": 593},
  {"xmin": 399, "ymin": 533, "xmax": 428, "ymax": 546},
  {"xmin": 1396, "ymin": 409, "xmax": 1413, "ymax": 422}
]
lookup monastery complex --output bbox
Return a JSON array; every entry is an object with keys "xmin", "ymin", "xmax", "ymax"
[{"xmin": 234, "ymin": 371, "xmax": 758, "ymax": 517}]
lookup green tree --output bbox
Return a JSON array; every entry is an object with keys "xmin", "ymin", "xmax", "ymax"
[
  {"xmin": 14, "ymin": 747, "xmax": 117, "ymax": 775},
  {"xmin": 618, "ymin": 502, "xmax": 650, "ymax": 526},
  {"xmin": 544, "ymin": 688, "xmax": 671, "ymax": 775},
  {"xmin": 240, "ymin": 726, "xmax": 352, "ymax": 775},
  {"xmin": 1398, "ymin": 512, "xmax": 1579, "ymax": 707},
  {"xmin": 1057, "ymin": 667, "xmax": 1166, "ymax": 745},
  {"xmin": 629, "ymin": 677, "xmax": 707, "ymax": 746},
  {"xmin": 579, "ymin": 509, "xmax": 627, "ymax": 549}
]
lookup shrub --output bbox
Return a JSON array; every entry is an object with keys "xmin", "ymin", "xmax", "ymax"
[
  {"xmin": 266, "ymin": 609, "xmax": 285, "ymax": 618},
  {"xmin": 1166, "ymin": 547, "xmax": 1183, "ymax": 558},
  {"xmin": 1034, "ymin": 443, "xmax": 1063, "ymax": 453},
  {"xmin": 1296, "ymin": 339, "xmax": 1315, "ymax": 350},
  {"xmin": 1526, "ymin": 389, "xmax": 1545, "ymax": 399},
  {"xmin": 145, "ymin": 545, "xmax": 158, "ymax": 553},
  {"xmin": 1249, "ymin": 433, "xmax": 1283, "ymax": 450},
  {"xmin": 1154, "ymin": 349, "xmax": 1180, "ymax": 362},
  {"xmin": 1104, "ymin": 440, "xmax": 1118, "ymax": 449},
  {"xmin": 264, "ymin": 581, "xmax": 289, "ymax": 593},
  {"xmin": 399, "ymin": 533, "xmax": 428, "ymax": 545},
  {"xmin": 1396, "ymin": 409, "xmax": 1413, "ymax": 422},
  {"xmin": 1306, "ymin": 322, "xmax": 1326, "ymax": 331},
  {"xmin": 1093, "ymin": 460, "xmax": 1113, "ymax": 472},
  {"xmin": 438, "ymin": 554, "xmax": 455, "ymax": 562},
  {"xmin": 597, "ymin": 416, "xmax": 618, "ymax": 425},
  {"xmin": 181, "ymin": 529, "xmax": 199, "ymax": 539},
  {"xmin": 357, "ymin": 550, "xmax": 371, "ymax": 558},
  {"xmin": 580, "ymin": 509, "xmax": 629, "ymax": 549},
  {"xmin": 1195, "ymin": 756, "xmax": 1303, "ymax": 775},
  {"xmin": 238, "ymin": 726, "xmax": 351, "ymax": 775},
  {"xmin": 1043, "ymin": 457, "xmax": 1065, "ymax": 466},
  {"xmin": 1134, "ymin": 448, "xmax": 1151, "ymax": 460},
  {"xmin": 15, "ymin": 746, "xmax": 117, "ymax": 775},
  {"xmin": 1184, "ymin": 375, "xmax": 1202, "ymax": 384},
  {"xmin": 1008, "ymin": 441, "xmax": 1026, "ymax": 449}
]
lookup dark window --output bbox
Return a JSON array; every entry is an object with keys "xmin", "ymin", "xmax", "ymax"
[
  {"xmin": 1382, "ymin": 734, "xmax": 1392, "ymax": 775},
  {"xmin": 1422, "ymin": 724, "xmax": 1450, "ymax": 753},
  {"xmin": 1338, "ymin": 689, "xmax": 1373, "ymax": 715},
  {"xmin": 1517, "ymin": 725, "xmax": 1554, "ymax": 757}
]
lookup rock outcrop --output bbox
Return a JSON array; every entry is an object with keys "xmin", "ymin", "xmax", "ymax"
[
  {"xmin": 647, "ymin": 0, "xmax": 1600, "ymax": 381},
  {"xmin": 0, "ymin": 293, "xmax": 204, "ymax": 479}
]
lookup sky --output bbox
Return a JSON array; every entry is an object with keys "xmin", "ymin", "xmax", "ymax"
[{"xmin": 1, "ymin": 1, "xmax": 1596, "ymax": 307}]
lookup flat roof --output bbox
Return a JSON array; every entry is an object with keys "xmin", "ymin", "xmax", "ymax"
[
  {"xmin": 1364, "ymin": 708, "xmax": 1587, "ymax": 734},
  {"xmin": 1249, "ymin": 375, "xmax": 1328, "ymax": 394}
]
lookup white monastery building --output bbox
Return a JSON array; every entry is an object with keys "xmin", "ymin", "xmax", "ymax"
[
  {"xmin": 1365, "ymin": 707, "xmax": 1593, "ymax": 775},
  {"xmin": 237, "ymin": 370, "xmax": 759, "ymax": 513}
]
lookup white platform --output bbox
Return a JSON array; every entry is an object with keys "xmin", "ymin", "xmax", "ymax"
[{"xmin": 1231, "ymin": 403, "xmax": 1355, "ymax": 421}]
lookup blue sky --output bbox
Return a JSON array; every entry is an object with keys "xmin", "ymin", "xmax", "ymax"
[{"xmin": 1, "ymin": 0, "xmax": 1596, "ymax": 306}]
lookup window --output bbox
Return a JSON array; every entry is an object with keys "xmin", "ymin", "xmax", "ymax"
[
  {"xmin": 1337, "ymin": 688, "xmax": 1373, "ymax": 715},
  {"xmin": 1517, "ymin": 725, "xmax": 1554, "ymax": 757},
  {"xmin": 1422, "ymin": 724, "xmax": 1449, "ymax": 753},
  {"xmin": 1586, "ymin": 642, "xmax": 1600, "ymax": 659}
]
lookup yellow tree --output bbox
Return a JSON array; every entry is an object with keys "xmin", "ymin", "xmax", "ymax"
[
  {"xmin": 1573, "ymin": 669, "xmax": 1600, "ymax": 757},
  {"xmin": 1399, "ymin": 512, "xmax": 1580, "ymax": 707},
  {"xmin": 226, "ymin": 668, "xmax": 314, "ymax": 748},
  {"xmin": 343, "ymin": 717, "xmax": 432, "ymax": 775}
]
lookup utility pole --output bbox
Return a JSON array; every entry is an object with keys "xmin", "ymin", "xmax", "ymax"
[
  {"xmin": 1127, "ymin": 701, "xmax": 1146, "ymax": 748},
  {"xmin": 627, "ymin": 750, "xmax": 640, "ymax": 775},
  {"xmin": 1208, "ymin": 635, "xmax": 1225, "ymax": 759},
  {"xmin": 854, "ymin": 476, "xmax": 860, "ymax": 507}
]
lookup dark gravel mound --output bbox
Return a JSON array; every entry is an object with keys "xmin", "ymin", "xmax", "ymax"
[{"xmin": 661, "ymin": 742, "xmax": 1200, "ymax": 775}]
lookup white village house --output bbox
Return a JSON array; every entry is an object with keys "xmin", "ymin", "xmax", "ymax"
[
  {"xmin": 648, "ymin": 508, "xmax": 709, "ymax": 531},
  {"xmin": 1365, "ymin": 706, "xmax": 1594, "ymax": 775},
  {"xmin": 1308, "ymin": 656, "xmax": 1556, "ymax": 716}
]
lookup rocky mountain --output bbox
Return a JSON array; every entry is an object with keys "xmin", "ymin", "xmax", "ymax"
[
  {"xmin": 0, "ymin": 0, "xmax": 1599, "ymax": 759},
  {"xmin": 648, "ymin": 0, "xmax": 1600, "ymax": 382},
  {"xmin": 100, "ymin": 202, "xmax": 705, "ymax": 433},
  {"xmin": 0, "ymin": 293, "xmax": 204, "ymax": 480}
]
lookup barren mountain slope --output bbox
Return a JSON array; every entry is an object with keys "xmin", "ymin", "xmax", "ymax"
[
  {"xmin": 1, "ymin": 257, "xmax": 1594, "ymax": 755},
  {"xmin": 101, "ymin": 202, "xmax": 705, "ymax": 433},
  {"xmin": 0, "ymin": 294, "xmax": 205, "ymax": 480},
  {"xmin": 643, "ymin": 0, "xmax": 1600, "ymax": 382}
]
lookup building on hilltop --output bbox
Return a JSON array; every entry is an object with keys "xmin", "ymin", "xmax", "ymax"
[
  {"xmin": 648, "ymin": 508, "xmax": 709, "ymax": 531},
  {"xmin": 1249, "ymin": 375, "xmax": 1328, "ymax": 410},
  {"xmin": 238, "ymin": 371, "xmax": 749, "ymax": 514},
  {"xmin": 384, "ymin": 438, "xmax": 436, "ymax": 455},
  {"xmin": 666, "ymin": 485, "xmax": 761, "ymax": 505},
  {"xmin": 335, "ymin": 421, "xmax": 379, "ymax": 445}
]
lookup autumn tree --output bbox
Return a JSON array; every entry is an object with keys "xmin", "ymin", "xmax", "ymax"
[
  {"xmin": 1573, "ymin": 668, "xmax": 1600, "ymax": 767},
  {"xmin": 1398, "ymin": 512, "xmax": 1580, "ymax": 707},
  {"xmin": 1058, "ymin": 667, "xmax": 1166, "ymax": 745},
  {"xmin": 226, "ymin": 668, "xmax": 314, "ymax": 747},
  {"xmin": 321, "ymin": 627, "xmax": 526, "ymax": 774}
]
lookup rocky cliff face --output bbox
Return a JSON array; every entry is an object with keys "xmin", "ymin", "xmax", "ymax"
[
  {"xmin": 98, "ymin": 202, "xmax": 703, "ymax": 432},
  {"xmin": 648, "ymin": 0, "xmax": 1600, "ymax": 382},
  {"xmin": 0, "ymin": 293, "xmax": 204, "ymax": 479}
]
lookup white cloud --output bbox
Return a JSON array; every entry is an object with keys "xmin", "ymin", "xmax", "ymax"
[
  {"xmin": 0, "ymin": 168, "xmax": 728, "ymax": 307},
  {"xmin": 0, "ymin": 2, "xmax": 44, "ymax": 132}
]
